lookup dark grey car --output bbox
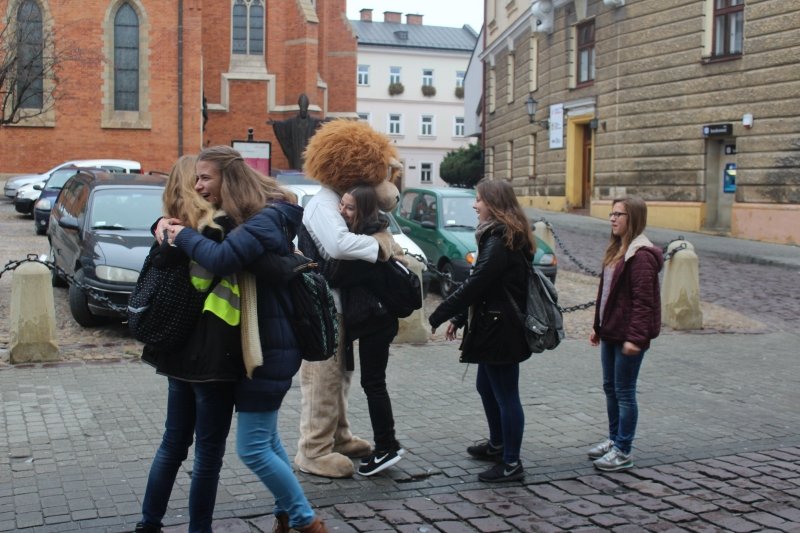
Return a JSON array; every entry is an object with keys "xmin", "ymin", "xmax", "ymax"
[{"xmin": 48, "ymin": 170, "xmax": 165, "ymax": 326}]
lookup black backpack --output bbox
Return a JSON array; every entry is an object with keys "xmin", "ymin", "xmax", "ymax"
[
  {"xmin": 278, "ymin": 270, "xmax": 339, "ymax": 362},
  {"xmin": 374, "ymin": 257, "xmax": 422, "ymax": 318},
  {"xmin": 128, "ymin": 242, "xmax": 208, "ymax": 350},
  {"xmin": 507, "ymin": 262, "xmax": 564, "ymax": 353}
]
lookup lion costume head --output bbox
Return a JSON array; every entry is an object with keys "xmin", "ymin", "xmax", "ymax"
[{"xmin": 303, "ymin": 120, "xmax": 401, "ymax": 211}]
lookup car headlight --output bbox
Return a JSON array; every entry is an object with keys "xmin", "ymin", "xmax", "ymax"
[
  {"xmin": 466, "ymin": 251, "xmax": 477, "ymax": 265},
  {"xmin": 95, "ymin": 265, "xmax": 140, "ymax": 283},
  {"xmin": 34, "ymin": 198, "xmax": 51, "ymax": 210},
  {"xmin": 537, "ymin": 253, "xmax": 556, "ymax": 266}
]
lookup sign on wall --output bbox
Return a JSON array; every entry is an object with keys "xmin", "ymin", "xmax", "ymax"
[
  {"xmin": 232, "ymin": 140, "xmax": 272, "ymax": 176},
  {"xmin": 549, "ymin": 104, "xmax": 564, "ymax": 149},
  {"xmin": 723, "ymin": 163, "xmax": 736, "ymax": 193}
]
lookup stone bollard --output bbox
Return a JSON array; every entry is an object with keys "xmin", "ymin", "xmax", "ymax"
[
  {"xmin": 532, "ymin": 219, "xmax": 556, "ymax": 251},
  {"xmin": 394, "ymin": 255, "xmax": 428, "ymax": 344},
  {"xmin": 10, "ymin": 261, "xmax": 59, "ymax": 363},
  {"xmin": 661, "ymin": 238, "xmax": 703, "ymax": 330}
]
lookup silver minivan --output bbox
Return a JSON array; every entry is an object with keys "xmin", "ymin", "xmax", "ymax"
[{"xmin": 4, "ymin": 159, "xmax": 142, "ymax": 199}]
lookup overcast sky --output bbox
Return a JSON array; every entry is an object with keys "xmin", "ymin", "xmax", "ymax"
[{"xmin": 346, "ymin": 1, "xmax": 484, "ymax": 31}]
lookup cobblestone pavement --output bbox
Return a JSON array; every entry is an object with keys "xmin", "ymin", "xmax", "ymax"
[{"xmin": 1, "ymin": 199, "xmax": 799, "ymax": 532}]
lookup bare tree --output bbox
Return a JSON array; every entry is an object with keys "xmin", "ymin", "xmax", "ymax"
[{"xmin": 0, "ymin": 3, "xmax": 66, "ymax": 126}]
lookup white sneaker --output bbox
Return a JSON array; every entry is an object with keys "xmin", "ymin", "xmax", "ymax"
[
  {"xmin": 593, "ymin": 447, "xmax": 633, "ymax": 472},
  {"xmin": 587, "ymin": 439, "xmax": 614, "ymax": 459}
]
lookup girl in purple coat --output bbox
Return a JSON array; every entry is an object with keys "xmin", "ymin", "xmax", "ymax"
[{"xmin": 588, "ymin": 196, "xmax": 663, "ymax": 472}]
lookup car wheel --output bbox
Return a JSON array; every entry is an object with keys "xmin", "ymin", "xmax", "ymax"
[
  {"xmin": 68, "ymin": 269, "xmax": 105, "ymax": 327},
  {"xmin": 439, "ymin": 262, "xmax": 456, "ymax": 297},
  {"xmin": 50, "ymin": 247, "xmax": 68, "ymax": 288}
]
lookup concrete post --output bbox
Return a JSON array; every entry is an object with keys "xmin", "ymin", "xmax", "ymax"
[
  {"xmin": 10, "ymin": 261, "xmax": 59, "ymax": 363},
  {"xmin": 533, "ymin": 219, "xmax": 556, "ymax": 251},
  {"xmin": 661, "ymin": 238, "xmax": 703, "ymax": 330},
  {"xmin": 394, "ymin": 255, "xmax": 428, "ymax": 344}
]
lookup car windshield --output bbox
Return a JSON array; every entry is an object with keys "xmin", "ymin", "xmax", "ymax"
[
  {"xmin": 45, "ymin": 169, "xmax": 80, "ymax": 191},
  {"xmin": 385, "ymin": 212, "xmax": 402, "ymax": 235},
  {"xmin": 89, "ymin": 189, "xmax": 163, "ymax": 230},
  {"xmin": 441, "ymin": 196, "xmax": 477, "ymax": 229}
]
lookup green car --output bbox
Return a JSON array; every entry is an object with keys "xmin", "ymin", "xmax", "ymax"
[{"xmin": 394, "ymin": 186, "xmax": 557, "ymax": 295}]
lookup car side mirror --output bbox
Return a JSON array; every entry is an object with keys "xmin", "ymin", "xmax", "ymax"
[
  {"xmin": 34, "ymin": 184, "xmax": 43, "ymax": 191},
  {"xmin": 421, "ymin": 221, "xmax": 436, "ymax": 230},
  {"xmin": 401, "ymin": 226, "xmax": 412, "ymax": 235},
  {"xmin": 58, "ymin": 214, "xmax": 80, "ymax": 230}
]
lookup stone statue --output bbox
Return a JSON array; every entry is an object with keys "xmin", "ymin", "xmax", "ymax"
[{"xmin": 267, "ymin": 93, "xmax": 325, "ymax": 170}]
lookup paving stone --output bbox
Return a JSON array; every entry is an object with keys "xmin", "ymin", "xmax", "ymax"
[
  {"xmin": 562, "ymin": 500, "xmax": 605, "ymax": 517},
  {"xmin": 334, "ymin": 502, "xmax": 374, "ymax": 519},
  {"xmin": 616, "ymin": 492, "xmax": 672, "ymax": 512},
  {"xmin": 483, "ymin": 501, "xmax": 528, "ymax": 517},
  {"xmin": 664, "ymin": 495, "xmax": 719, "ymax": 514},
  {"xmin": 659, "ymin": 508, "xmax": 696, "ymax": 523},
  {"xmin": 378, "ymin": 509, "xmax": 425, "ymax": 525},
  {"xmin": 445, "ymin": 502, "xmax": 491, "ymax": 520},
  {"xmin": 528, "ymin": 484, "xmax": 574, "ymax": 503},
  {"xmin": 468, "ymin": 516, "xmax": 513, "ymax": 532},
  {"xmin": 698, "ymin": 511, "xmax": 762, "ymax": 532},
  {"xmin": 588, "ymin": 512, "xmax": 628, "ymax": 527}
]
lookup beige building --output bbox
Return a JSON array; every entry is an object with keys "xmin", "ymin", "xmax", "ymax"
[{"xmin": 481, "ymin": 0, "xmax": 800, "ymax": 245}]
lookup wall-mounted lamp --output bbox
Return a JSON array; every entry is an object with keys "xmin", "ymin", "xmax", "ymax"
[
  {"xmin": 589, "ymin": 118, "xmax": 599, "ymax": 130},
  {"xmin": 525, "ymin": 95, "xmax": 550, "ymax": 129}
]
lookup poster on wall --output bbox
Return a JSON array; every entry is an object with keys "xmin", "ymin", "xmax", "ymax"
[
  {"xmin": 723, "ymin": 163, "xmax": 736, "ymax": 193},
  {"xmin": 549, "ymin": 104, "xmax": 564, "ymax": 149},
  {"xmin": 232, "ymin": 140, "xmax": 272, "ymax": 176}
]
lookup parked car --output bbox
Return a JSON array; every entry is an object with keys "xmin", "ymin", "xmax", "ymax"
[
  {"xmin": 284, "ymin": 182, "xmax": 432, "ymax": 294},
  {"xmin": 32, "ymin": 166, "xmax": 85, "ymax": 234},
  {"xmin": 48, "ymin": 170, "xmax": 165, "ymax": 326},
  {"xmin": 394, "ymin": 186, "xmax": 558, "ymax": 295},
  {"xmin": 13, "ymin": 180, "xmax": 46, "ymax": 215},
  {"xmin": 4, "ymin": 158, "xmax": 142, "ymax": 199}
]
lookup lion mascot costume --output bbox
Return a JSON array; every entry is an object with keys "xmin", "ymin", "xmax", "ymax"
[{"xmin": 295, "ymin": 120, "xmax": 402, "ymax": 478}]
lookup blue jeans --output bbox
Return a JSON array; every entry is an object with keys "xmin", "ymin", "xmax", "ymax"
[
  {"xmin": 600, "ymin": 341, "xmax": 646, "ymax": 454},
  {"xmin": 141, "ymin": 378, "xmax": 235, "ymax": 533},
  {"xmin": 475, "ymin": 363, "xmax": 524, "ymax": 464},
  {"xmin": 237, "ymin": 411, "xmax": 315, "ymax": 528}
]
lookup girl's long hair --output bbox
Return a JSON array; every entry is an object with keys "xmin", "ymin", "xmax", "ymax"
[
  {"xmin": 602, "ymin": 196, "xmax": 648, "ymax": 266},
  {"xmin": 344, "ymin": 185, "xmax": 384, "ymax": 235},
  {"xmin": 476, "ymin": 179, "xmax": 535, "ymax": 254},
  {"xmin": 162, "ymin": 155, "xmax": 217, "ymax": 230},
  {"xmin": 197, "ymin": 145, "xmax": 292, "ymax": 225}
]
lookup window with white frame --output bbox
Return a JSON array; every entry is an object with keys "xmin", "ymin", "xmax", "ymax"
[
  {"xmin": 488, "ymin": 67, "xmax": 496, "ymax": 113},
  {"xmin": 576, "ymin": 20, "xmax": 595, "ymax": 86},
  {"xmin": 422, "ymin": 69, "xmax": 434, "ymax": 86},
  {"xmin": 456, "ymin": 70, "xmax": 465, "ymax": 88},
  {"xmin": 357, "ymin": 112, "xmax": 370, "ymax": 123},
  {"xmin": 390, "ymin": 66, "xmax": 401, "ymax": 84},
  {"xmin": 528, "ymin": 134, "xmax": 536, "ymax": 177},
  {"xmin": 357, "ymin": 64, "xmax": 370, "ymax": 86},
  {"xmin": 506, "ymin": 53, "xmax": 515, "ymax": 103},
  {"xmin": 454, "ymin": 117, "xmax": 465, "ymax": 137},
  {"xmin": 388, "ymin": 113, "xmax": 402, "ymax": 134},
  {"xmin": 420, "ymin": 162, "xmax": 433, "ymax": 183},
  {"xmin": 232, "ymin": 0, "xmax": 264, "ymax": 55},
  {"xmin": 420, "ymin": 115, "xmax": 434, "ymax": 136},
  {"xmin": 15, "ymin": 0, "xmax": 44, "ymax": 110},
  {"xmin": 713, "ymin": 0, "xmax": 744, "ymax": 57}
]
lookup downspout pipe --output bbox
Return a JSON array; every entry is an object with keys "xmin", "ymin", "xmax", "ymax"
[{"xmin": 177, "ymin": 0, "xmax": 184, "ymax": 156}]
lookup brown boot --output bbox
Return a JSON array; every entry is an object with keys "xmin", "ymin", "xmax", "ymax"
[
  {"xmin": 272, "ymin": 513, "xmax": 289, "ymax": 533},
  {"xmin": 289, "ymin": 517, "xmax": 328, "ymax": 533}
]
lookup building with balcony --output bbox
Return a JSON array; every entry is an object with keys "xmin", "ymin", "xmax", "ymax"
[
  {"xmin": 351, "ymin": 9, "xmax": 478, "ymax": 188},
  {"xmin": 481, "ymin": 0, "xmax": 799, "ymax": 245}
]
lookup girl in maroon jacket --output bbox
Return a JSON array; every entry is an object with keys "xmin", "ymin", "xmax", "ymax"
[{"xmin": 588, "ymin": 196, "xmax": 663, "ymax": 472}]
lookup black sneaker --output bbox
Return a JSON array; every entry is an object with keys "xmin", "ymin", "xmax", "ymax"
[
  {"xmin": 467, "ymin": 440, "xmax": 504, "ymax": 462},
  {"xmin": 133, "ymin": 523, "xmax": 162, "ymax": 533},
  {"xmin": 478, "ymin": 461, "xmax": 525, "ymax": 483},
  {"xmin": 357, "ymin": 447, "xmax": 404, "ymax": 476}
]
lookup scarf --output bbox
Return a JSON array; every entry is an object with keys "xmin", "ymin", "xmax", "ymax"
[
  {"xmin": 239, "ymin": 271, "xmax": 262, "ymax": 378},
  {"xmin": 475, "ymin": 219, "xmax": 501, "ymax": 243}
]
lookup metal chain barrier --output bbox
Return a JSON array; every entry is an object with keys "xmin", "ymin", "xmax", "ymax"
[{"xmin": 1, "ymin": 255, "xmax": 129, "ymax": 314}]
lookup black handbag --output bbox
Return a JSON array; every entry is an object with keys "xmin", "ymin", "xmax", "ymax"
[{"xmin": 127, "ymin": 239, "xmax": 209, "ymax": 350}]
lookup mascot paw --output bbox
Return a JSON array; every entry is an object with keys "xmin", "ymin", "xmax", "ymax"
[
  {"xmin": 295, "ymin": 451, "xmax": 355, "ymax": 478},
  {"xmin": 333, "ymin": 436, "xmax": 372, "ymax": 458},
  {"xmin": 373, "ymin": 232, "xmax": 395, "ymax": 262}
]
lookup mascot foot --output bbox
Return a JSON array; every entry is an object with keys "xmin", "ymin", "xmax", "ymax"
[
  {"xmin": 333, "ymin": 436, "xmax": 372, "ymax": 458},
  {"xmin": 295, "ymin": 452, "xmax": 354, "ymax": 478}
]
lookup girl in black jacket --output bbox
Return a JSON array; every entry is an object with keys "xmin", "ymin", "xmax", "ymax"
[
  {"xmin": 324, "ymin": 185, "xmax": 405, "ymax": 477},
  {"xmin": 429, "ymin": 179, "xmax": 534, "ymax": 483}
]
